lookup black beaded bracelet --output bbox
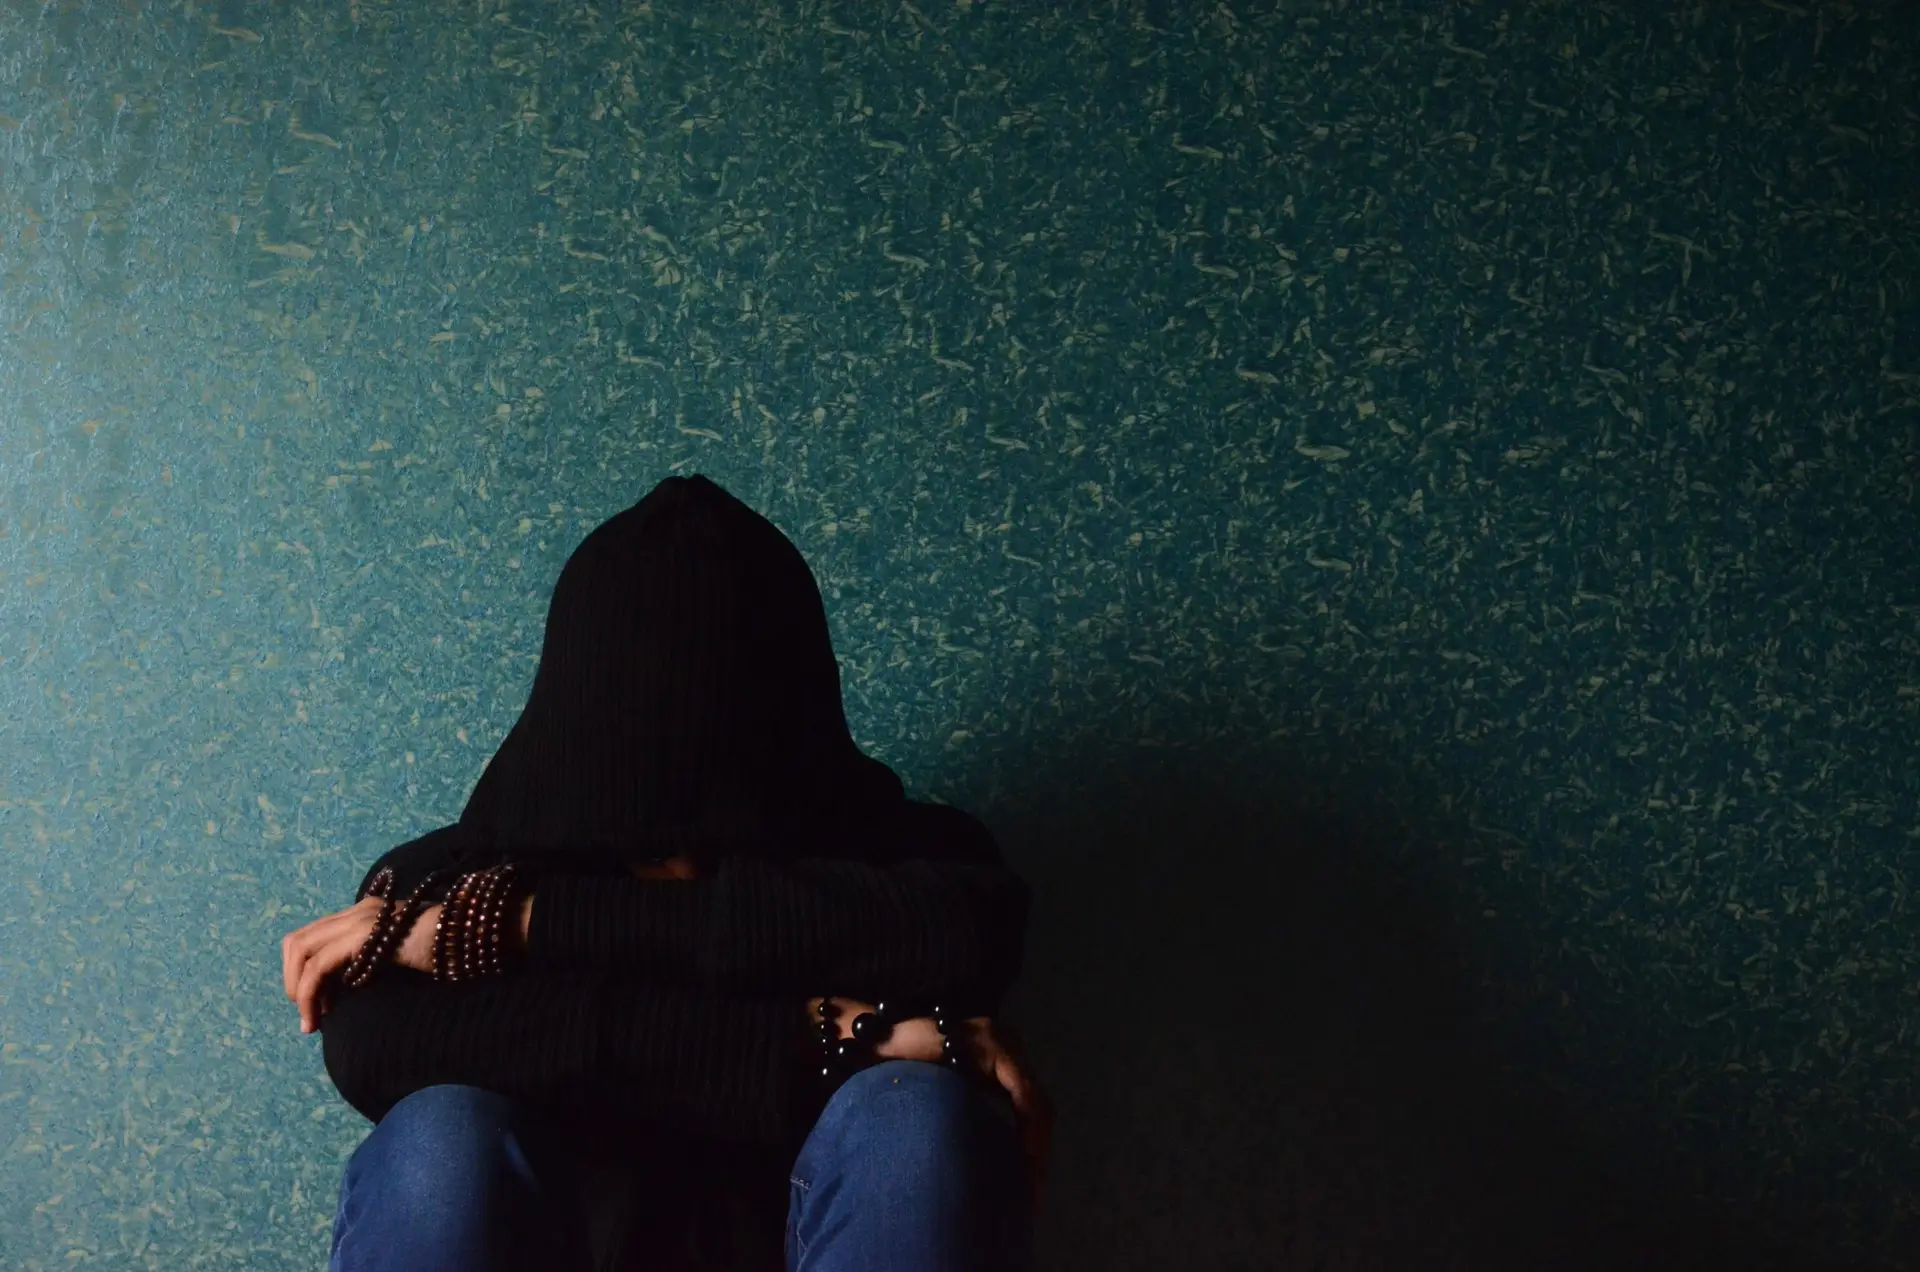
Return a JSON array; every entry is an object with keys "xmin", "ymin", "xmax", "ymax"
[{"xmin": 811, "ymin": 996, "xmax": 971, "ymax": 1093}]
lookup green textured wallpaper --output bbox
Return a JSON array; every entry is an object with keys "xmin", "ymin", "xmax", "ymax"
[{"xmin": 2, "ymin": 0, "xmax": 1916, "ymax": 1268}]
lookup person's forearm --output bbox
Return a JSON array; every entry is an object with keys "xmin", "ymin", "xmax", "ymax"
[
  {"xmin": 323, "ymin": 968, "xmax": 804, "ymax": 1146},
  {"xmin": 511, "ymin": 855, "xmax": 695, "ymax": 958},
  {"xmin": 524, "ymin": 854, "xmax": 1029, "ymax": 1000}
]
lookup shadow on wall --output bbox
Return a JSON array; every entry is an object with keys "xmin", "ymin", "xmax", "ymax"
[{"xmin": 972, "ymin": 735, "xmax": 1845, "ymax": 1272}]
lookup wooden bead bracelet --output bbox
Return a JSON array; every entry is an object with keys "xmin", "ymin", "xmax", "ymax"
[
  {"xmin": 431, "ymin": 862, "xmax": 524, "ymax": 982},
  {"xmin": 342, "ymin": 863, "xmax": 525, "ymax": 988},
  {"xmin": 341, "ymin": 866, "xmax": 451, "ymax": 989}
]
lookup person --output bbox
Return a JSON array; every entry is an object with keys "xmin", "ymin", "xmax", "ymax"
[{"xmin": 278, "ymin": 474, "xmax": 1053, "ymax": 1271}]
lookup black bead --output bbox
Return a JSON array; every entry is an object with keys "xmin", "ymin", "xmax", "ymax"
[
  {"xmin": 942, "ymin": 1035, "xmax": 964, "ymax": 1062},
  {"xmin": 849, "ymin": 1012, "xmax": 887, "ymax": 1043},
  {"xmin": 815, "ymin": 998, "xmax": 837, "ymax": 1021},
  {"xmin": 831, "ymin": 1037, "xmax": 869, "ymax": 1064}
]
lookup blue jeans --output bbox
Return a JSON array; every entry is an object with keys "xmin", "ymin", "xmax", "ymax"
[{"xmin": 329, "ymin": 1061, "xmax": 1033, "ymax": 1271}]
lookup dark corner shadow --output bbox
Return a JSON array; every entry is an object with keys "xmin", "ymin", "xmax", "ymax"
[{"xmin": 956, "ymin": 728, "xmax": 1846, "ymax": 1272}]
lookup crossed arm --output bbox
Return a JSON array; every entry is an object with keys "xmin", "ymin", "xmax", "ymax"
[
  {"xmin": 284, "ymin": 838, "xmax": 1029, "ymax": 1032},
  {"xmin": 284, "ymin": 819, "xmax": 1049, "ymax": 1208},
  {"xmin": 281, "ymin": 857, "xmax": 697, "ymax": 1032}
]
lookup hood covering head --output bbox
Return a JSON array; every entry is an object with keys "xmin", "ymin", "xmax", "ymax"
[{"xmin": 456, "ymin": 474, "xmax": 903, "ymax": 865}]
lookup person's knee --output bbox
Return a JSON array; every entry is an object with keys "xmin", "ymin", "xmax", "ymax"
[
  {"xmin": 841, "ymin": 1058, "xmax": 974, "ymax": 1111},
  {"xmin": 335, "ymin": 1085, "xmax": 600, "ymax": 1272},
  {"xmin": 794, "ymin": 1062, "xmax": 1032, "ymax": 1267},
  {"xmin": 819, "ymin": 1060, "xmax": 990, "ymax": 1172},
  {"xmin": 348, "ymin": 1085, "xmax": 518, "ymax": 1218}
]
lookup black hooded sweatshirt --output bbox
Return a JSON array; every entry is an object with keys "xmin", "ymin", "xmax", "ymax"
[{"xmin": 318, "ymin": 476, "xmax": 1030, "ymax": 1242}]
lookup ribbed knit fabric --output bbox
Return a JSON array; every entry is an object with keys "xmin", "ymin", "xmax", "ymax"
[
  {"xmin": 318, "ymin": 475, "xmax": 1030, "ymax": 1264},
  {"xmin": 320, "ymin": 963, "xmax": 801, "ymax": 1147},
  {"xmin": 323, "ymin": 797, "xmax": 1028, "ymax": 1152},
  {"xmin": 525, "ymin": 816, "xmax": 1025, "ymax": 1000}
]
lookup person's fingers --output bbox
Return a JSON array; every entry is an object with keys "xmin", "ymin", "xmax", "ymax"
[
  {"xmin": 291, "ymin": 926, "xmax": 370, "ymax": 1037},
  {"xmin": 964, "ymin": 1019, "xmax": 1002, "ymax": 1087},
  {"xmin": 282, "ymin": 908, "xmax": 352, "ymax": 997},
  {"xmin": 294, "ymin": 928, "xmax": 362, "ymax": 1033},
  {"xmin": 1001, "ymin": 1055, "xmax": 1051, "ymax": 1176},
  {"xmin": 983, "ymin": 1032, "xmax": 1052, "ymax": 1217},
  {"xmin": 282, "ymin": 899, "xmax": 381, "ymax": 1001},
  {"xmin": 982, "ymin": 1025, "xmax": 1044, "ymax": 1126},
  {"xmin": 293, "ymin": 931, "xmax": 343, "ymax": 1033},
  {"xmin": 282, "ymin": 920, "xmax": 325, "ymax": 1000},
  {"xmin": 282, "ymin": 913, "xmax": 346, "ymax": 1001}
]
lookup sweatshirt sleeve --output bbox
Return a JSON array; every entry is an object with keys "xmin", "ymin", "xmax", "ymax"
[
  {"xmin": 319, "ymin": 967, "xmax": 810, "ymax": 1148},
  {"xmin": 522, "ymin": 803, "xmax": 1030, "ymax": 1010}
]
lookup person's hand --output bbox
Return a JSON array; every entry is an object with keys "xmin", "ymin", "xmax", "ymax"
[
  {"xmin": 947, "ymin": 1015, "xmax": 1054, "ymax": 1221},
  {"xmin": 809, "ymin": 998, "xmax": 1055, "ymax": 1219},
  {"xmin": 280, "ymin": 898, "xmax": 441, "ymax": 1032}
]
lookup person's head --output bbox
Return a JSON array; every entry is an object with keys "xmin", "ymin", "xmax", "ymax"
[{"xmin": 458, "ymin": 475, "xmax": 901, "ymax": 866}]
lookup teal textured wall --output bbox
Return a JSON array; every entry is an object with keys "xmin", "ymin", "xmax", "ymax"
[{"xmin": 2, "ymin": 1, "xmax": 1916, "ymax": 1267}]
